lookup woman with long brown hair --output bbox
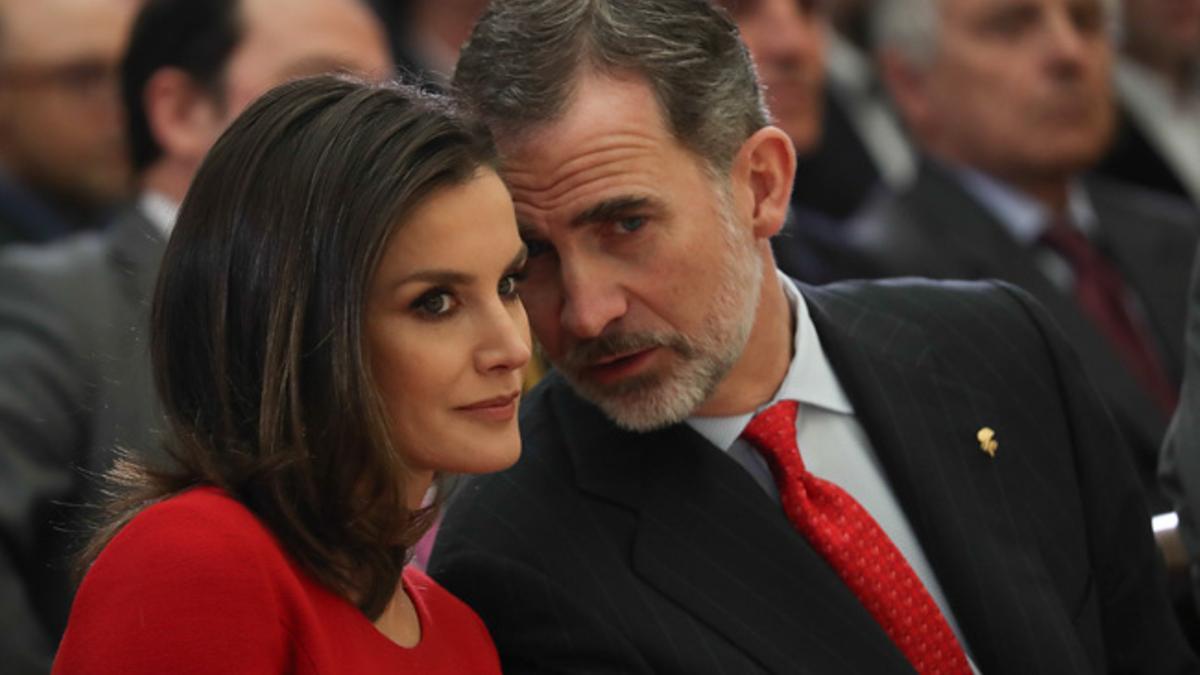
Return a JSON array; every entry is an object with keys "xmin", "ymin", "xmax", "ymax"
[{"xmin": 52, "ymin": 75, "xmax": 529, "ymax": 673}]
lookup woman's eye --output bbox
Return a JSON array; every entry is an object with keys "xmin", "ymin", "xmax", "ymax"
[
  {"xmin": 413, "ymin": 291, "xmax": 455, "ymax": 317},
  {"xmin": 617, "ymin": 216, "xmax": 645, "ymax": 233}
]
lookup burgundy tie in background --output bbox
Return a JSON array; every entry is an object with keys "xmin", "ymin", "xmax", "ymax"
[
  {"xmin": 1040, "ymin": 221, "xmax": 1178, "ymax": 413},
  {"xmin": 741, "ymin": 400, "xmax": 971, "ymax": 675}
]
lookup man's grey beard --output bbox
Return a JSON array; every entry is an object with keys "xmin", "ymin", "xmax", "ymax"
[{"xmin": 555, "ymin": 207, "xmax": 764, "ymax": 431}]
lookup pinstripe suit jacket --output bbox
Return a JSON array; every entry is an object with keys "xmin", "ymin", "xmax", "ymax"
[{"xmin": 431, "ymin": 278, "xmax": 1196, "ymax": 674}]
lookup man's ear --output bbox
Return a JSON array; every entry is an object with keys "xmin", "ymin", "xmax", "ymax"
[
  {"xmin": 142, "ymin": 67, "xmax": 223, "ymax": 165},
  {"xmin": 731, "ymin": 125, "xmax": 796, "ymax": 240}
]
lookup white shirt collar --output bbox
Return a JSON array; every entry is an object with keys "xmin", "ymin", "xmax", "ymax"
[
  {"xmin": 952, "ymin": 165, "xmax": 1097, "ymax": 244},
  {"xmin": 687, "ymin": 271, "xmax": 854, "ymax": 451},
  {"xmin": 138, "ymin": 191, "xmax": 180, "ymax": 238}
]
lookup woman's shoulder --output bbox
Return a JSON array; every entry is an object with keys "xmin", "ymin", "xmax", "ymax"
[
  {"xmin": 101, "ymin": 486, "xmax": 283, "ymax": 570},
  {"xmin": 74, "ymin": 486, "xmax": 297, "ymax": 620},
  {"xmin": 54, "ymin": 487, "xmax": 298, "ymax": 673}
]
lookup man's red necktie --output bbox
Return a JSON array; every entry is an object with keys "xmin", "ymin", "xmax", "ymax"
[{"xmin": 741, "ymin": 400, "xmax": 971, "ymax": 675}]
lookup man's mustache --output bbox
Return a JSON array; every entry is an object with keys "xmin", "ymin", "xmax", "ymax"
[{"xmin": 559, "ymin": 331, "xmax": 696, "ymax": 372}]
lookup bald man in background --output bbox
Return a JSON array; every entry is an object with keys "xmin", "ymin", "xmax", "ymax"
[{"xmin": 0, "ymin": 0, "xmax": 137, "ymax": 245}]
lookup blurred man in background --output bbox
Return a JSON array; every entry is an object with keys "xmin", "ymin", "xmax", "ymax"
[
  {"xmin": 369, "ymin": 0, "xmax": 488, "ymax": 87},
  {"xmin": 790, "ymin": 0, "xmax": 916, "ymax": 223},
  {"xmin": 0, "ymin": 0, "xmax": 391, "ymax": 671},
  {"xmin": 720, "ymin": 0, "xmax": 880, "ymax": 283},
  {"xmin": 0, "ymin": 0, "xmax": 137, "ymax": 245},
  {"xmin": 851, "ymin": 0, "xmax": 1197, "ymax": 511}
]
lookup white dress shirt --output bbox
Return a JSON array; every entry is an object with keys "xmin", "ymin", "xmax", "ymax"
[
  {"xmin": 687, "ymin": 272, "xmax": 978, "ymax": 670},
  {"xmin": 137, "ymin": 191, "xmax": 180, "ymax": 238},
  {"xmin": 954, "ymin": 165, "xmax": 1097, "ymax": 292}
]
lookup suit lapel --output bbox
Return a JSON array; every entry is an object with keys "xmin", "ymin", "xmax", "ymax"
[
  {"xmin": 802, "ymin": 284, "xmax": 1092, "ymax": 673},
  {"xmin": 549, "ymin": 380, "xmax": 911, "ymax": 673}
]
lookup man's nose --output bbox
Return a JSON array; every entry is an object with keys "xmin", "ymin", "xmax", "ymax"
[{"xmin": 558, "ymin": 257, "xmax": 628, "ymax": 339}]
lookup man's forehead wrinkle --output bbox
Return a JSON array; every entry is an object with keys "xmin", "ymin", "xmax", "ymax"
[
  {"xmin": 509, "ymin": 165, "xmax": 656, "ymax": 228},
  {"xmin": 503, "ymin": 136, "xmax": 664, "ymax": 220}
]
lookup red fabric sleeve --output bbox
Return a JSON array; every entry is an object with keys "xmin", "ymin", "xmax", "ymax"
[{"xmin": 53, "ymin": 493, "xmax": 294, "ymax": 674}]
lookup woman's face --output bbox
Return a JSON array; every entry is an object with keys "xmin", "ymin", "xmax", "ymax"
[{"xmin": 367, "ymin": 169, "xmax": 530, "ymax": 502}]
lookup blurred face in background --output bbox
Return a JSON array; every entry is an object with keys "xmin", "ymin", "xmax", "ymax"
[
  {"xmin": 893, "ymin": 0, "xmax": 1114, "ymax": 188},
  {"xmin": 0, "ymin": 0, "xmax": 137, "ymax": 211},
  {"xmin": 181, "ymin": 0, "xmax": 393, "ymax": 166},
  {"xmin": 723, "ymin": 0, "xmax": 827, "ymax": 152},
  {"xmin": 222, "ymin": 0, "xmax": 392, "ymax": 117},
  {"xmin": 1121, "ymin": 0, "xmax": 1200, "ymax": 80},
  {"xmin": 367, "ymin": 170, "xmax": 530, "ymax": 503}
]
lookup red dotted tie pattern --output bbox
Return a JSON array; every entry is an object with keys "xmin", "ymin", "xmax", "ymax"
[{"xmin": 742, "ymin": 400, "xmax": 971, "ymax": 675}]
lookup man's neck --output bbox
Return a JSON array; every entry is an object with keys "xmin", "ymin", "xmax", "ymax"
[
  {"xmin": 1009, "ymin": 178, "xmax": 1070, "ymax": 215},
  {"xmin": 693, "ymin": 257, "xmax": 794, "ymax": 417},
  {"xmin": 939, "ymin": 153, "xmax": 1072, "ymax": 215},
  {"xmin": 139, "ymin": 160, "xmax": 193, "ymax": 205}
]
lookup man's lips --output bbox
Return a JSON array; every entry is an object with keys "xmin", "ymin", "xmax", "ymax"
[{"xmin": 584, "ymin": 347, "xmax": 658, "ymax": 385}]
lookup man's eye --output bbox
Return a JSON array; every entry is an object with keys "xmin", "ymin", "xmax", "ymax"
[
  {"xmin": 524, "ymin": 238, "xmax": 552, "ymax": 258},
  {"xmin": 617, "ymin": 216, "xmax": 645, "ymax": 233}
]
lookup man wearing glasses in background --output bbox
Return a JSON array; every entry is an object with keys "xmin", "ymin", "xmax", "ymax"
[{"xmin": 0, "ymin": 0, "xmax": 137, "ymax": 246}]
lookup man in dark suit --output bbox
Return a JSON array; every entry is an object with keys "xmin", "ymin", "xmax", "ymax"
[
  {"xmin": 0, "ymin": 0, "xmax": 136, "ymax": 245},
  {"xmin": 429, "ymin": 0, "xmax": 1195, "ymax": 672},
  {"xmin": 847, "ymin": 0, "xmax": 1197, "ymax": 511},
  {"xmin": 0, "ymin": 0, "xmax": 391, "ymax": 671}
]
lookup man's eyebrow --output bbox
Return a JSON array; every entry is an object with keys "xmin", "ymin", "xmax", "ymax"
[
  {"xmin": 517, "ymin": 221, "xmax": 543, "ymax": 241},
  {"xmin": 571, "ymin": 196, "xmax": 654, "ymax": 227}
]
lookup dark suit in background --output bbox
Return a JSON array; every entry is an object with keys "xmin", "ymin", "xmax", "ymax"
[
  {"xmin": 1096, "ymin": 104, "xmax": 1195, "ymax": 209},
  {"xmin": 789, "ymin": 90, "xmax": 882, "ymax": 223},
  {"xmin": 0, "ymin": 175, "xmax": 105, "ymax": 248},
  {"xmin": 432, "ymin": 279, "xmax": 1193, "ymax": 674},
  {"xmin": 1162, "ymin": 242, "xmax": 1200, "ymax": 603},
  {"xmin": 845, "ymin": 160, "xmax": 1197, "ymax": 511},
  {"xmin": 0, "ymin": 206, "xmax": 165, "ymax": 674}
]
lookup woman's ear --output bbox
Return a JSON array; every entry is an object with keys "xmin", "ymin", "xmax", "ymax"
[{"xmin": 730, "ymin": 125, "xmax": 796, "ymax": 240}]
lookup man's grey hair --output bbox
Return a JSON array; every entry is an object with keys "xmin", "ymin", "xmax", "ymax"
[
  {"xmin": 872, "ymin": 0, "xmax": 1120, "ymax": 66},
  {"xmin": 452, "ymin": 0, "xmax": 770, "ymax": 172},
  {"xmin": 872, "ymin": 0, "xmax": 941, "ymax": 66}
]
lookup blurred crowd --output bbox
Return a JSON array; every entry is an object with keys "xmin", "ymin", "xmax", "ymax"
[{"xmin": 0, "ymin": 0, "xmax": 1198, "ymax": 671}]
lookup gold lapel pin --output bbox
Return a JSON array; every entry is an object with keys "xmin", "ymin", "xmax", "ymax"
[{"xmin": 977, "ymin": 427, "xmax": 998, "ymax": 458}]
